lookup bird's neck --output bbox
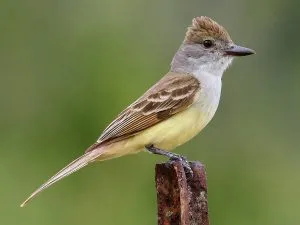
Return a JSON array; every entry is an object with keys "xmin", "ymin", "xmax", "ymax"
[{"xmin": 170, "ymin": 45, "xmax": 232, "ymax": 79}]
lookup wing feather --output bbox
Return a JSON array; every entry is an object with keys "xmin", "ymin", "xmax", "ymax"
[{"xmin": 86, "ymin": 72, "xmax": 200, "ymax": 152}]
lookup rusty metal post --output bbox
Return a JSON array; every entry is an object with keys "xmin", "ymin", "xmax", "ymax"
[{"xmin": 155, "ymin": 161, "xmax": 209, "ymax": 225}]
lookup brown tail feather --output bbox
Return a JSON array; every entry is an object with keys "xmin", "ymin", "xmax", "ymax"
[{"xmin": 20, "ymin": 148, "xmax": 105, "ymax": 207}]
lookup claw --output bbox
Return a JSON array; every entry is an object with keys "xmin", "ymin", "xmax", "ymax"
[
  {"xmin": 145, "ymin": 144, "xmax": 193, "ymax": 178},
  {"xmin": 169, "ymin": 155, "xmax": 193, "ymax": 178}
]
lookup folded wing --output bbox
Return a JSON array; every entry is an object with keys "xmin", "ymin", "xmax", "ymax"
[{"xmin": 86, "ymin": 72, "xmax": 200, "ymax": 152}]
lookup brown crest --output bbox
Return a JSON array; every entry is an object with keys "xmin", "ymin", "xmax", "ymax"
[{"xmin": 184, "ymin": 16, "xmax": 232, "ymax": 44}]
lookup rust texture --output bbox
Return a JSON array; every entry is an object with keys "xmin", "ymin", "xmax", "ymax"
[{"xmin": 155, "ymin": 161, "xmax": 209, "ymax": 225}]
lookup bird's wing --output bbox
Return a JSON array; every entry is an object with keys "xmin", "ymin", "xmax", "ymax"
[
  {"xmin": 86, "ymin": 72, "xmax": 200, "ymax": 152},
  {"xmin": 20, "ymin": 73, "xmax": 200, "ymax": 207}
]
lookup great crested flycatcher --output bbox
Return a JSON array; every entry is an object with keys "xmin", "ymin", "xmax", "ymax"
[{"xmin": 21, "ymin": 16, "xmax": 254, "ymax": 207}]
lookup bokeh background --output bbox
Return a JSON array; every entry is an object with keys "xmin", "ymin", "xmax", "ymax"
[{"xmin": 1, "ymin": 0, "xmax": 300, "ymax": 224}]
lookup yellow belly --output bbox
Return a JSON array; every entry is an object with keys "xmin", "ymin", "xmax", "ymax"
[{"xmin": 98, "ymin": 106, "xmax": 212, "ymax": 160}]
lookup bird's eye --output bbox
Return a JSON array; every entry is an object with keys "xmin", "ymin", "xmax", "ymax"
[{"xmin": 203, "ymin": 40, "xmax": 214, "ymax": 48}]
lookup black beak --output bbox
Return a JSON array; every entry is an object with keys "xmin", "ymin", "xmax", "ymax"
[{"xmin": 225, "ymin": 44, "xmax": 255, "ymax": 56}]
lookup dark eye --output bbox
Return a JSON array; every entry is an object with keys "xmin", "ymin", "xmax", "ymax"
[{"xmin": 203, "ymin": 40, "xmax": 214, "ymax": 48}]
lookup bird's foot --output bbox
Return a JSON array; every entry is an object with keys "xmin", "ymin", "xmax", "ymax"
[
  {"xmin": 145, "ymin": 144, "xmax": 193, "ymax": 178},
  {"xmin": 169, "ymin": 154, "xmax": 193, "ymax": 178}
]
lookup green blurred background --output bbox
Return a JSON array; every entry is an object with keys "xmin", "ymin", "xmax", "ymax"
[{"xmin": 1, "ymin": 0, "xmax": 300, "ymax": 224}]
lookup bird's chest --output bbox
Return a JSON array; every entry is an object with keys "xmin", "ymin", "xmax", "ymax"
[
  {"xmin": 193, "ymin": 75, "xmax": 222, "ymax": 122},
  {"xmin": 146, "ymin": 76, "xmax": 222, "ymax": 150}
]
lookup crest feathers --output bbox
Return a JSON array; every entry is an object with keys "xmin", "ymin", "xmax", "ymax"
[{"xmin": 185, "ymin": 16, "xmax": 232, "ymax": 44}]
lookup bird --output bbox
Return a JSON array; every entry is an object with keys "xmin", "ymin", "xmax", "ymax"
[{"xmin": 21, "ymin": 16, "xmax": 254, "ymax": 207}]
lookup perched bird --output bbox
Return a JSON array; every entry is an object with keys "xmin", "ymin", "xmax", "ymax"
[{"xmin": 21, "ymin": 16, "xmax": 254, "ymax": 207}]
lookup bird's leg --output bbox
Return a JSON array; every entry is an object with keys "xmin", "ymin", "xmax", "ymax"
[{"xmin": 145, "ymin": 144, "xmax": 193, "ymax": 177}]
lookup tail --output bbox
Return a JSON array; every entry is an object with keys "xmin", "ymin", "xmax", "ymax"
[{"xmin": 20, "ymin": 148, "xmax": 104, "ymax": 207}]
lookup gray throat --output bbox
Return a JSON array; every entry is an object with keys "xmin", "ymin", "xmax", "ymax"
[{"xmin": 170, "ymin": 44, "xmax": 232, "ymax": 77}]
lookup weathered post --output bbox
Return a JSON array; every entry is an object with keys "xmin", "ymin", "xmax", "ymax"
[{"xmin": 155, "ymin": 161, "xmax": 209, "ymax": 225}]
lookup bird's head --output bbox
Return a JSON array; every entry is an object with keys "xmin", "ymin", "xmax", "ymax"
[{"xmin": 172, "ymin": 16, "xmax": 255, "ymax": 76}]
